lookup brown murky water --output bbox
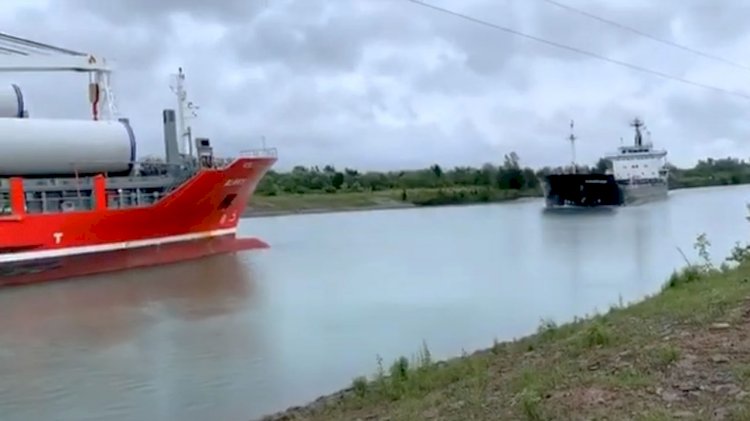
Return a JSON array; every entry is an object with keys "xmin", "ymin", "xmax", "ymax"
[{"xmin": 1, "ymin": 185, "xmax": 750, "ymax": 420}]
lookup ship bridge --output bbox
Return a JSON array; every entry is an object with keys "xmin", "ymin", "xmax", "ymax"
[{"xmin": 605, "ymin": 118, "xmax": 668, "ymax": 183}]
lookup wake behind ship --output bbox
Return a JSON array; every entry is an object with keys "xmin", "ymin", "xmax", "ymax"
[
  {"xmin": 0, "ymin": 33, "xmax": 277, "ymax": 286},
  {"xmin": 543, "ymin": 118, "xmax": 669, "ymax": 209}
]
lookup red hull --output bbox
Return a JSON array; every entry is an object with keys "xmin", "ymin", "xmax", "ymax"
[
  {"xmin": 0, "ymin": 156, "xmax": 275, "ymax": 286},
  {"xmin": 0, "ymin": 234, "xmax": 268, "ymax": 287}
]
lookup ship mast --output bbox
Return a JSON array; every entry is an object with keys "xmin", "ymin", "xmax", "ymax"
[
  {"xmin": 173, "ymin": 68, "xmax": 188, "ymax": 157},
  {"xmin": 568, "ymin": 120, "xmax": 577, "ymax": 173},
  {"xmin": 171, "ymin": 67, "xmax": 199, "ymax": 158},
  {"xmin": 631, "ymin": 117, "xmax": 644, "ymax": 147}
]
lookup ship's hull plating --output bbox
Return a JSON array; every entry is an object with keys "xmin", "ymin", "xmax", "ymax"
[
  {"xmin": 0, "ymin": 232, "xmax": 269, "ymax": 287},
  {"xmin": 619, "ymin": 181, "xmax": 668, "ymax": 205},
  {"xmin": 0, "ymin": 156, "xmax": 275, "ymax": 286},
  {"xmin": 543, "ymin": 174, "xmax": 668, "ymax": 209},
  {"xmin": 543, "ymin": 173, "xmax": 623, "ymax": 209}
]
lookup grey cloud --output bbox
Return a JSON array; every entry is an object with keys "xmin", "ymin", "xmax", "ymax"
[
  {"xmin": 1, "ymin": 0, "xmax": 750, "ymax": 171},
  {"xmin": 69, "ymin": 0, "xmax": 268, "ymax": 24},
  {"xmin": 258, "ymin": 117, "xmax": 500, "ymax": 171},
  {"xmin": 232, "ymin": 14, "xmax": 365, "ymax": 73},
  {"xmin": 428, "ymin": 8, "xmax": 520, "ymax": 76},
  {"xmin": 227, "ymin": 1, "xmax": 430, "ymax": 75},
  {"xmin": 0, "ymin": 4, "xmax": 166, "ymax": 120},
  {"xmin": 665, "ymin": 92, "xmax": 750, "ymax": 144},
  {"xmin": 408, "ymin": 0, "xmax": 677, "ymax": 74},
  {"xmin": 675, "ymin": 0, "xmax": 750, "ymax": 46},
  {"xmin": 415, "ymin": 54, "xmax": 533, "ymax": 95}
]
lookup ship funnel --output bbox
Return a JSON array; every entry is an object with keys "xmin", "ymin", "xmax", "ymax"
[{"xmin": 163, "ymin": 109, "xmax": 180, "ymax": 165}]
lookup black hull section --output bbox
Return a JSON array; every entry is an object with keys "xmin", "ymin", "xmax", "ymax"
[{"xmin": 543, "ymin": 174, "xmax": 623, "ymax": 208}]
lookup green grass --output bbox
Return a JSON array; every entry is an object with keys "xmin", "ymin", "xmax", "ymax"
[
  {"xmin": 247, "ymin": 187, "xmax": 542, "ymax": 216},
  {"xmin": 261, "ymin": 239, "xmax": 750, "ymax": 420},
  {"xmin": 248, "ymin": 190, "xmax": 404, "ymax": 213}
]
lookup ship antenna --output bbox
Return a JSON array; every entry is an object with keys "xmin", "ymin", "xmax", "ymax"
[
  {"xmin": 630, "ymin": 117, "xmax": 644, "ymax": 147},
  {"xmin": 170, "ymin": 67, "xmax": 196, "ymax": 158},
  {"xmin": 569, "ymin": 119, "xmax": 577, "ymax": 174}
]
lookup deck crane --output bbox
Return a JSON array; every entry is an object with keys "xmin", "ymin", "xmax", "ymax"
[{"xmin": 0, "ymin": 32, "xmax": 116, "ymax": 121}]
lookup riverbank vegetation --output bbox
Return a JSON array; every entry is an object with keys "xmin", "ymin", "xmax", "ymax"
[
  {"xmin": 248, "ymin": 155, "xmax": 750, "ymax": 215},
  {"xmin": 668, "ymin": 157, "xmax": 750, "ymax": 189},
  {"xmin": 249, "ymin": 153, "xmax": 540, "ymax": 215},
  {"xmin": 262, "ymin": 235, "xmax": 750, "ymax": 420}
]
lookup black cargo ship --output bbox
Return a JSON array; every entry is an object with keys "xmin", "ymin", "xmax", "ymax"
[
  {"xmin": 541, "ymin": 120, "xmax": 623, "ymax": 209},
  {"xmin": 542, "ymin": 118, "xmax": 668, "ymax": 209}
]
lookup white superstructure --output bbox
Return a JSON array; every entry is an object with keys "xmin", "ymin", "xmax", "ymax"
[
  {"xmin": 604, "ymin": 118, "xmax": 669, "ymax": 204},
  {"xmin": 605, "ymin": 118, "xmax": 668, "ymax": 184}
]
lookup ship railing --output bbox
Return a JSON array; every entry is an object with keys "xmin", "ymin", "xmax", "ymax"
[
  {"xmin": 0, "ymin": 192, "xmax": 9, "ymax": 215},
  {"xmin": 106, "ymin": 189, "xmax": 164, "ymax": 210},
  {"xmin": 239, "ymin": 147, "xmax": 278, "ymax": 158},
  {"xmin": 28, "ymin": 160, "xmax": 200, "ymax": 182},
  {"xmin": 25, "ymin": 196, "xmax": 94, "ymax": 214},
  {"xmin": 54, "ymin": 151, "xmax": 277, "ymax": 176}
]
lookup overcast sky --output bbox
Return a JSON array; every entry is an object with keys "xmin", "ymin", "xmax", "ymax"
[{"xmin": 1, "ymin": 0, "xmax": 750, "ymax": 171}]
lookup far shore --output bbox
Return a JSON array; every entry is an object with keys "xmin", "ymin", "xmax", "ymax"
[
  {"xmin": 242, "ymin": 202, "xmax": 415, "ymax": 218},
  {"xmin": 243, "ymin": 194, "xmax": 542, "ymax": 218},
  {"xmin": 243, "ymin": 188, "xmax": 542, "ymax": 219},
  {"xmin": 243, "ymin": 183, "xmax": 750, "ymax": 219}
]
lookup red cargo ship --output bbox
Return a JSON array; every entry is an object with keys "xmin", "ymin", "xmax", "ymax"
[{"xmin": 0, "ymin": 33, "xmax": 276, "ymax": 286}]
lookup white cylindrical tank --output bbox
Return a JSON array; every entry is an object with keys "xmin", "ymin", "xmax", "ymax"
[
  {"xmin": 0, "ymin": 117, "xmax": 136, "ymax": 176},
  {"xmin": 0, "ymin": 84, "xmax": 25, "ymax": 118}
]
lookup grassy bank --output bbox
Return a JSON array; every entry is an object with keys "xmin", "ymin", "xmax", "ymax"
[
  {"xmin": 261, "ymin": 238, "xmax": 750, "ymax": 420},
  {"xmin": 246, "ymin": 181, "xmax": 750, "ymax": 218},
  {"xmin": 246, "ymin": 187, "xmax": 541, "ymax": 217}
]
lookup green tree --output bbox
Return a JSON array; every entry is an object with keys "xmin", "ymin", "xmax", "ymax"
[
  {"xmin": 498, "ymin": 152, "xmax": 525, "ymax": 190},
  {"xmin": 431, "ymin": 164, "xmax": 443, "ymax": 179},
  {"xmin": 594, "ymin": 158, "xmax": 611, "ymax": 174},
  {"xmin": 251, "ymin": 153, "xmax": 750, "ymax": 198},
  {"xmin": 332, "ymin": 172, "xmax": 345, "ymax": 189}
]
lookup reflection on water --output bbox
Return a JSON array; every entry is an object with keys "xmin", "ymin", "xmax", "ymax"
[
  {"xmin": 1, "ymin": 185, "xmax": 750, "ymax": 421},
  {"xmin": 0, "ymin": 254, "xmax": 268, "ymax": 421},
  {"xmin": 0, "ymin": 253, "xmax": 255, "ymax": 347}
]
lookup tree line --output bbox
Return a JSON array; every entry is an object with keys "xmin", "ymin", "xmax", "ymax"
[
  {"xmin": 255, "ymin": 154, "xmax": 750, "ymax": 196},
  {"xmin": 255, "ymin": 152, "xmax": 541, "ymax": 196}
]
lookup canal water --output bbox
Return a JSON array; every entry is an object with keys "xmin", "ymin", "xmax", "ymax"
[{"xmin": 1, "ymin": 185, "xmax": 749, "ymax": 420}]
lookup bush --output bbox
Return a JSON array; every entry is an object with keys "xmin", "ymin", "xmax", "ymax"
[{"xmin": 663, "ymin": 265, "xmax": 703, "ymax": 290}]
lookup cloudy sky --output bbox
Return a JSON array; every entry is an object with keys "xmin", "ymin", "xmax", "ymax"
[{"xmin": 1, "ymin": 0, "xmax": 749, "ymax": 171}]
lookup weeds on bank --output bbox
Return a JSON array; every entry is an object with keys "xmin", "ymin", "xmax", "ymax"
[
  {"xmin": 531, "ymin": 315, "xmax": 613, "ymax": 353},
  {"xmin": 656, "ymin": 345, "xmax": 680, "ymax": 367},
  {"xmin": 583, "ymin": 322, "xmax": 612, "ymax": 348},
  {"xmin": 517, "ymin": 387, "xmax": 544, "ymax": 421},
  {"xmin": 348, "ymin": 340, "xmax": 488, "ymax": 406},
  {"xmin": 664, "ymin": 233, "xmax": 714, "ymax": 290},
  {"xmin": 666, "ymin": 229, "xmax": 750, "ymax": 291}
]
